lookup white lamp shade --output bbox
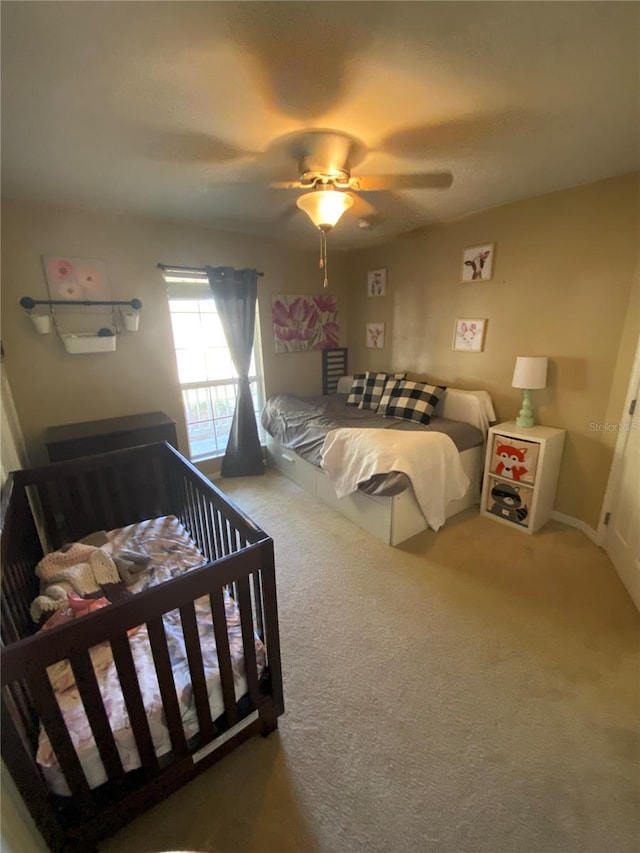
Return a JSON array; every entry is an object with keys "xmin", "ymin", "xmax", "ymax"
[
  {"xmin": 296, "ymin": 189, "xmax": 353, "ymax": 230},
  {"xmin": 512, "ymin": 356, "xmax": 548, "ymax": 389}
]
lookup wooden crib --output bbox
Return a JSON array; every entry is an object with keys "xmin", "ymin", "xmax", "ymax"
[{"xmin": 1, "ymin": 442, "xmax": 283, "ymax": 852}]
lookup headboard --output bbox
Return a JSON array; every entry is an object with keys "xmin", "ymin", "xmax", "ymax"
[{"xmin": 322, "ymin": 348, "xmax": 348, "ymax": 395}]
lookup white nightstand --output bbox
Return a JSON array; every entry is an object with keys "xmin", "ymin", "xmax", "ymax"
[{"xmin": 481, "ymin": 421, "xmax": 566, "ymax": 533}]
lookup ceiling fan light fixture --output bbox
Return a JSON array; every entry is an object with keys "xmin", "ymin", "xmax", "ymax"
[{"xmin": 296, "ymin": 187, "xmax": 353, "ymax": 231}]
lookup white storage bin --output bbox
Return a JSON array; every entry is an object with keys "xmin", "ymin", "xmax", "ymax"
[{"xmin": 61, "ymin": 333, "xmax": 117, "ymax": 354}]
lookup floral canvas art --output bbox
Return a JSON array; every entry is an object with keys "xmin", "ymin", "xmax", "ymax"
[
  {"xmin": 272, "ymin": 294, "xmax": 339, "ymax": 353},
  {"xmin": 43, "ymin": 256, "xmax": 111, "ymax": 301}
]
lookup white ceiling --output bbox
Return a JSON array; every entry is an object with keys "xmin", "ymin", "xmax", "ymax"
[{"xmin": 2, "ymin": 2, "xmax": 638, "ymax": 248}]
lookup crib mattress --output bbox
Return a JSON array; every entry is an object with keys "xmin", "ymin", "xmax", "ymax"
[{"xmin": 36, "ymin": 516, "xmax": 266, "ymax": 796}]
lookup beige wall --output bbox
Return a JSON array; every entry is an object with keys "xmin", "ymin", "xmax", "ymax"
[
  {"xmin": 1, "ymin": 199, "xmax": 349, "ymax": 471},
  {"xmin": 2, "ymin": 176, "xmax": 637, "ymax": 524},
  {"xmin": 346, "ymin": 173, "xmax": 640, "ymax": 529}
]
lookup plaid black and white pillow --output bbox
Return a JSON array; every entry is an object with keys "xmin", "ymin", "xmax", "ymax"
[
  {"xmin": 378, "ymin": 380, "xmax": 446, "ymax": 425},
  {"xmin": 346, "ymin": 373, "xmax": 367, "ymax": 407},
  {"xmin": 359, "ymin": 371, "xmax": 406, "ymax": 411}
]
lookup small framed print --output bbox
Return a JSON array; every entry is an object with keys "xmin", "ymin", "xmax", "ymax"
[
  {"xmin": 366, "ymin": 322, "xmax": 385, "ymax": 348},
  {"xmin": 460, "ymin": 243, "xmax": 495, "ymax": 282},
  {"xmin": 452, "ymin": 318, "xmax": 487, "ymax": 352},
  {"xmin": 367, "ymin": 268, "xmax": 387, "ymax": 297}
]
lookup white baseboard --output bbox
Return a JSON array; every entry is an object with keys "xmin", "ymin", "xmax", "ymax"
[{"xmin": 551, "ymin": 511, "xmax": 600, "ymax": 545}]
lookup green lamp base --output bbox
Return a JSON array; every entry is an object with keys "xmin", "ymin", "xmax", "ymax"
[{"xmin": 516, "ymin": 389, "xmax": 535, "ymax": 428}]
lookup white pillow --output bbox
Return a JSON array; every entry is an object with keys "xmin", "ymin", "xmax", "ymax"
[
  {"xmin": 435, "ymin": 389, "xmax": 496, "ymax": 434},
  {"xmin": 336, "ymin": 375, "xmax": 353, "ymax": 395}
]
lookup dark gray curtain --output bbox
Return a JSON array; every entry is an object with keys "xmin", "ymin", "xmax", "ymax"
[{"xmin": 206, "ymin": 266, "xmax": 263, "ymax": 477}]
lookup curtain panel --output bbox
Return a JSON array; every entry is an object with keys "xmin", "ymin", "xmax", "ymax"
[{"xmin": 206, "ymin": 266, "xmax": 263, "ymax": 477}]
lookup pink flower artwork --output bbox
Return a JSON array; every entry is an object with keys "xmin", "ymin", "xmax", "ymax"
[
  {"xmin": 42, "ymin": 256, "xmax": 111, "ymax": 302},
  {"xmin": 47, "ymin": 258, "xmax": 75, "ymax": 281},
  {"xmin": 272, "ymin": 294, "xmax": 339, "ymax": 353},
  {"xmin": 75, "ymin": 265, "xmax": 103, "ymax": 292},
  {"xmin": 57, "ymin": 282, "xmax": 83, "ymax": 300}
]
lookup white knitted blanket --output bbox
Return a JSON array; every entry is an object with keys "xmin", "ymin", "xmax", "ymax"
[{"xmin": 321, "ymin": 428, "xmax": 470, "ymax": 531}]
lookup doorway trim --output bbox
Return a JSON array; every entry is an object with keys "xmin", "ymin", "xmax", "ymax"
[{"xmin": 597, "ymin": 333, "xmax": 640, "ymax": 546}]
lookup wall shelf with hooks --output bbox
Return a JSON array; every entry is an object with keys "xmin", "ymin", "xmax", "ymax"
[{"xmin": 19, "ymin": 296, "xmax": 143, "ymax": 353}]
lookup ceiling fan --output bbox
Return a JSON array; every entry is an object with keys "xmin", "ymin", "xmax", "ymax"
[
  {"xmin": 269, "ymin": 129, "xmax": 453, "ymax": 231},
  {"xmin": 266, "ymin": 129, "xmax": 453, "ymax": 285}
]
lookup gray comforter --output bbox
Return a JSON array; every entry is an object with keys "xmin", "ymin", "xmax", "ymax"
[{"xmin": 261, "ymin": 393, "xmax": 484, "ymax": 497}]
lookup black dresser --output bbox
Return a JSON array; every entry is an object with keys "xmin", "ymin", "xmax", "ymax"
[{"xmin": 45, "ymin": 411, "xmax": 178, "ymax": 462}]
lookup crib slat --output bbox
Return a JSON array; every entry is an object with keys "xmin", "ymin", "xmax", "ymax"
[
  {"xmin": 195, "ymin": 491, "xmax": 209, "ymax": 557},
  {"xmin": 236, "ymin": 576, "xmax": 260, "ymax": 706},
  {"xmin": 26, "ymin": 672, "xmax": 94, "ymax": 807},
  {"xmin": 211, "ymin": 506, "xmax": 224, "ymax": 560},
  {"xmin": 36, "ymin": 481, "xmax": 62, "ymax": 550},
  {"xmin": 110, "ymin": 633, "xmax": 160, "ymax": 777},
  {"xmin": 74, "ymin": 472, "xmax": 99, "ymax": 535},
  {"xmin": 151, "ymin": 453, "xmax": 172, "ymax": 517},
  {"xmin": 198, "ymin": 492, "xmax": 215, "ymax": 561},
  {"xmin": 221, "ymin": 513, "xmax": 232, "ymax": 556},
  {"xmin": 146, "ymin": 618, "xmax": 188, "ymax": 757},
  {"xmin": 187, "ymin": 480, "xmax": 200, "ymax": 541},
  {"xmin": 70, "ymin": 649, "xmax": 125, "ymax": 782},
  {"xmin": 64, "ymin": 474, "xmax": 94, "ymax": 540},
  {"xmin": 187, "ymin": 482, "xmax": 203, "ymax": 548},
  {"xmin": 56, "ymin": 476, "xmax": 79, "ymax": 540},
  {"xmin": 179, "ymin": 602, "xmax": 215, "ymax": 742},
  {"xmin": 260, "ymin": 543, "xmax": 284, "ymax": 716},
  {"xmin": 209, "ymin": 588, "xmax": 238, "ymax": 725},
  {"xmin": 102, "ymin": 466, "xmax": 126, "ymax": 529},
  {"xmin": 113, "ymin": 470, "xmax": 135, "ymax": 528},
  {"xmin": 1, "ymin": 578, "xmax": 25, "ymax": 644},
  {"xmin": 252, "ymin": 569, "xmax": 265, "ymax": 641}
]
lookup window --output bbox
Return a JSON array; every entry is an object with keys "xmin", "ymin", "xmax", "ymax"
[{"xmin": 164, "ymin": 272, "xmax": 264, "ymax": 462}]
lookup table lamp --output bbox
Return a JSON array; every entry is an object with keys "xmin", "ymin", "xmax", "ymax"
[{"xmin": 512, "ymin": 356, "xmax": 548, "ymax": 427}]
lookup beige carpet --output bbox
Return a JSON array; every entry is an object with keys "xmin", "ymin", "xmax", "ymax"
[{"xmin": 101, "ymin": 470, "xmax": 639, "ymax": 853}]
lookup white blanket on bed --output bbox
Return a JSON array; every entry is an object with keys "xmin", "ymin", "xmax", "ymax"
[{"xmin": 321, "ymin": 428, "xmax": 470, "ymax": 532}]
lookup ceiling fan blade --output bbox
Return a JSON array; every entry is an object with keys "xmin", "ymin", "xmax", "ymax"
[
  {"xmin": 359, "ymin": 190, "xmax": 430, "ymax": 233},
  {"xmin": 269, "ymin": 181, "xmax": 305, "ymax": 190},
  {"xmin": 136, "ymin": 128, "xmax": 257, "ymax": 164},
  {"xmin": 379, "ymin": 112, "xmax": 537, "ymax": 159},
  {"xmin": 349, "ymin": 192, "xmax": 377, "ymax": 218},
  {"xmin": 351, "ymin": 172, "xmax": 453, "ymax": 192}
]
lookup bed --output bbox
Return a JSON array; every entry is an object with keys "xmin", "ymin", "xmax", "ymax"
[
  {"xmin": 1, "ymin": 442, "xmax": 283, "ymax": 852},
  {"xmin": 262, "ymin": 366, "xmax": 495, "ymax": 545}
]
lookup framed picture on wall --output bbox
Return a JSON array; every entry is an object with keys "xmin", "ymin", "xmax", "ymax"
[
  {"xmin": 366, "ymin": 322, "xmax": 385, "ymax": 348},
  {"xmin": 272, "ymin": 294, "xmax": 339, "ymax": 352},
  {"xmin": 452, "ymin": 318, "xmax": 487, "ymax": 352},
  {"xmin": 460, "ymin": 243, "xmax": 495, "ymax": 282},
  {"xmin": 42, "ymin": 256, "xmax": 112, "ymax": 301},
  {"xmin": 367, "ymin": 268, "xmax": 387, "ymax": 297}
]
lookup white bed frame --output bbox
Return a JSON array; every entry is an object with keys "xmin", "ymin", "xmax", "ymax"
[
  {"xmin": 266, "ymin": 436, "xmax": 483, "ymax": 546},
  {"xmin": 264, "ymin": 385, "xmax": 495, "ymax": 546}
]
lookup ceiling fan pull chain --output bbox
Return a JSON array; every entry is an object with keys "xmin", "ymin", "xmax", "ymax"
[
  {"xmin": 323, "ymin": 245, "xmax": 329, "ymax": 288},
  {"xmin": 320, "ymin": 230, "xmax": 329, "ymax": 287}
]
